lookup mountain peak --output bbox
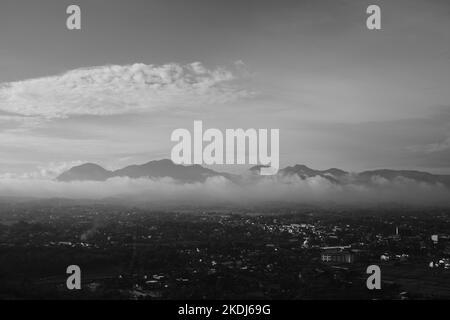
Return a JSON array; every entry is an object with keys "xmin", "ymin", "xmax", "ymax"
[
  {"xmin": 293, "ymin": 164, "xmax": 313, "ymax": 170},
  {"xmin": 143, "ymin": 159, "xmax": 174, "ymax": 165},
  {"xmin": 58, "ymin": 159, "xmax": 226, "ymax": 183},
  {"xmin": 281, "ymin": 164, "xmax": 317, "ymax": 176},
  {"xmin": 323, "ymin": 168, "xmax": 348, "ymax": 176},
  {"xmin": 76, "ymin": 163, "xmax": 106, "ymax": 170},
  {"xmin": 57, "ymin": 163, "xmax": 111, "ymax": 182}
]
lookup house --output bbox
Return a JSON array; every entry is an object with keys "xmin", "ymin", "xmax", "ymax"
[{"xmin": 321, "ymin": 248, "xmax": 355, "ymax": 264}]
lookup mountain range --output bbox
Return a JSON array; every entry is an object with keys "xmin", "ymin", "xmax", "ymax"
[
  {"xmin": 57, "ymin": 159, "xmax": 236, "ymax": 183},
  {"xmin": 57, "ymin": 159, "xmax": 450, "ymax": 188}
]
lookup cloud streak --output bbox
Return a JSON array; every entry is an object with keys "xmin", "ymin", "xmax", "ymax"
[{"xmin": 0, "ymin": 62, "xmax": 252, "ymax": 119}]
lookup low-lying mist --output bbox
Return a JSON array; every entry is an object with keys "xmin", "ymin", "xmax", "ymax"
[{"xmin": 0, "ymin": 174, "xmax": 449, "ymax": 207}]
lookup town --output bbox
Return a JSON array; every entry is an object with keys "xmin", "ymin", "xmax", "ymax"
[{"xmin": 0, "ymin": 201, "xmax": 449, "ymax": 299}]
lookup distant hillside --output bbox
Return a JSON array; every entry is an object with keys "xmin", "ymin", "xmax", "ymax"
[
  {"xmin": 57, "ymin": 159, "xmax": 234, "ymax": 183},
  {"xmin": 57, "ymin": 163, "xmax": 112, "ymax": 182},
  {"xmin": 58, "ymin": 160, "xmax": 450, "ymax": 188}
]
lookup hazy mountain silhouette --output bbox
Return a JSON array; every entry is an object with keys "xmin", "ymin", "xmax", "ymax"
[
  {"xmin": 357, "ymin": 169, "xmax": 450, "ymax": 187},
  {"xmin": 276, "ymin": 165, "xmax": 349, "ymax": 184},
  {"xmin": 57, "ymin": 163, "xmax": 112, "ymax": 182},
  {"xmin": 57, "ymin": 159, "xmax": 235, "ymax": 183},
  {"xmin": 58, "ymin": 160, "xmax": 450, "ymax": 187},
  {"xmin": 279, "ymin": 165, "xmax": 450, "ymax": 187}
]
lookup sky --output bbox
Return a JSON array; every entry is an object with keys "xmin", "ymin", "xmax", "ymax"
[{"xmin": 1, "ymin": 0, "xmax": 450, "ymax": 178}]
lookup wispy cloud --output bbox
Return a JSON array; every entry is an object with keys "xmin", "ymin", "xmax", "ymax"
[
  {"xmin": 0, "ymin": 161, "xmax": 84, "ymax": 179},
  {"xmin": 408, "ymin": 136, "xmax": 450, "ymax": 154},
  {"xmin": 0, "ymin": 62, "xmax": 252, "ymax": 119}
]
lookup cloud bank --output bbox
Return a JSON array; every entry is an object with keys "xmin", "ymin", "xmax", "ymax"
[
  {"xmin": 0, "ymin": 62, "xmax": 252, "ymax": 119},
  {"xmin": 0, "ymin": 175, "xmax": 449, "ymax": 207}
]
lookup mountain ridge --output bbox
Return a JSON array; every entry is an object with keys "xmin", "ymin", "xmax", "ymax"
[
  {"xmin": 57, "ymin": 159, "xmax": 450, "ymax": 187},
  {"xmin": 57, "ymin": 159, "xmax": 235, "ymax": 183}
]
